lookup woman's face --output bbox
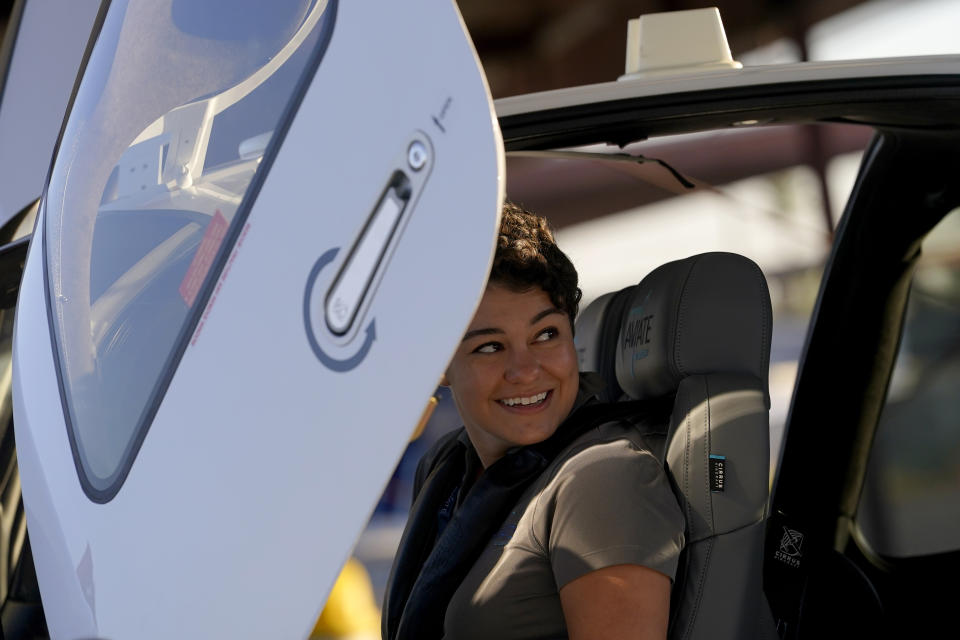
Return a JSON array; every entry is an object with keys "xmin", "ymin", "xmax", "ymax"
[{"xmin": 444, "ymin": 283, "xmax": 580, "ymax": 467}]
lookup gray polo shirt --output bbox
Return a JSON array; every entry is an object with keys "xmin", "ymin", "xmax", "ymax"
[{"xmin": 442, "ymin": 420, "xmax": 685, "ymax": 639}]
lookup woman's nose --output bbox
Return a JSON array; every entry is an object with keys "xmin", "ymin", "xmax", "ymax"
[{"xmin": 504, "ymin": 347, "xmax": 539, "ymax": 383}]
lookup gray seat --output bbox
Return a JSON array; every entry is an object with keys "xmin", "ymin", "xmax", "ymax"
[{"xmin": 574, "ymin": 251, "xmax": 777, "ymax": 639}]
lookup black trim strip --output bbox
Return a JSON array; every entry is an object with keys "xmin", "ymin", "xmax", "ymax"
[{"xmin": 500, "ymin": 76, "xmax": 960, "ymax": 150}]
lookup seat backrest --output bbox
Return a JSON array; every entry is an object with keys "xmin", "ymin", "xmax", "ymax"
[{"xmin": 574, "ymin": 251, "xmax": 776, "ymax": 640}]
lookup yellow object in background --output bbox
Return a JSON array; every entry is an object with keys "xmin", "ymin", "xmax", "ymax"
[{"xmin": 311, "ymin": 557, "xmax": 381, "ymax": 639}]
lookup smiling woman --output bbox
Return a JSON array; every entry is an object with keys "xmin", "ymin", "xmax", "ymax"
[
  {"xmin": 382, "ymin": 203, "xmax": 685, "ymax": 640},
  {"xmin": 445, "ymin": 283, "xmax": 580, "ymax": 467}
]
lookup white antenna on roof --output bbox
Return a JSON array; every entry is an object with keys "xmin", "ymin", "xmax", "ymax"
[{"xmin": 619, "ymin": 7, "xmax": 742, "ymax": 80}]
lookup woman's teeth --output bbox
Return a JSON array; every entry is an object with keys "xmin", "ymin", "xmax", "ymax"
[{"xmin": 500, "ymin": 391, "xmax": 548, "ymax": 407}]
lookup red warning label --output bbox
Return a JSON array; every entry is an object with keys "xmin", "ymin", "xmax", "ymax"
[{"xmin": 179, "ymin": 210, "xmax": 229, "ymax": 307}]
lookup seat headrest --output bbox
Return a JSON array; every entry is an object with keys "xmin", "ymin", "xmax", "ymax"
[
  {"xmin": 574, "ymin": 291, "xmax": 615, "ymax": 374},
  {"xmin": 574, "ymin": 288, "xmax": 635, "ymax": 402},
  {"xmin": 614, "ymin": 252, "xmax": 771, "ymax": 402}
]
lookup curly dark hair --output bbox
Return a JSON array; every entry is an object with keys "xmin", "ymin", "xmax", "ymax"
[{"xmin": 490, "ymin": 202, "xmax": 581, "ymax": 325}]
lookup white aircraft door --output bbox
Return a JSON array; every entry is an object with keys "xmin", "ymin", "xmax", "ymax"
[
  {"xmin": 12, "ymin": 0, "xmax": 503, "ymax": 638},
  {"xmin": 0, "ymin": 0, "xmax": 102, "ymax": 228}
]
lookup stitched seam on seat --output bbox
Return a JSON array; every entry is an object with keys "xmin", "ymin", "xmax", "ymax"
[
  {"xmin": 709, "ymin": 518, "xmax": 767, "ymax": 538},
  {"xmin": 684, "ymin": 535, "xmax": 714, "ymax": 640},
  {"xmin": 673, "ymin": 258, "xmax": 697, "ymax": 380},
  {"xmin": 681, "ymin": 377, "xmax": 712, "ymax": 640},
  {"xmin": 704, "ymin": 377, "xmax": 714, "ymax": 535},
  {"xmin": 752, "ymin": 262, "xmax": 770, "ymax": 377},
  {"xmin": 684, "ymin": 398, "xmax": 692, "ymax": 538}
]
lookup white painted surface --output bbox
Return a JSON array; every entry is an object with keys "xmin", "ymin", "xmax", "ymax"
[
  {"xmin": 13, "ymin": 1, "xmax": 503, "ymax": 638},
  {"xmin": 13, "ymin": 206, "xmax": 99, "ymax": 639},
  {"xmin": 0, "ymin": 0, "xmax": 101, "ymax": 227}
]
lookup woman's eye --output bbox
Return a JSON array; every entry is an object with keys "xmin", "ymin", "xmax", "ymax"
[
  {"xmin": 535, "ymin": 327, "xmax": 558, "ymax": 342},
  {"xmin": 473, "ymin": 342, "xmax": 501, "ymax": 354}
]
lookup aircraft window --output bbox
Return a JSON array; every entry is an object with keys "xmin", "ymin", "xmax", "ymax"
[
  {"xmin": 42, "ymin": 0, "xmax": 334, "ymax": 500},
  {"xmin": 856, "ymin": 207, "xmax": 960, "ymax": 558}
]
